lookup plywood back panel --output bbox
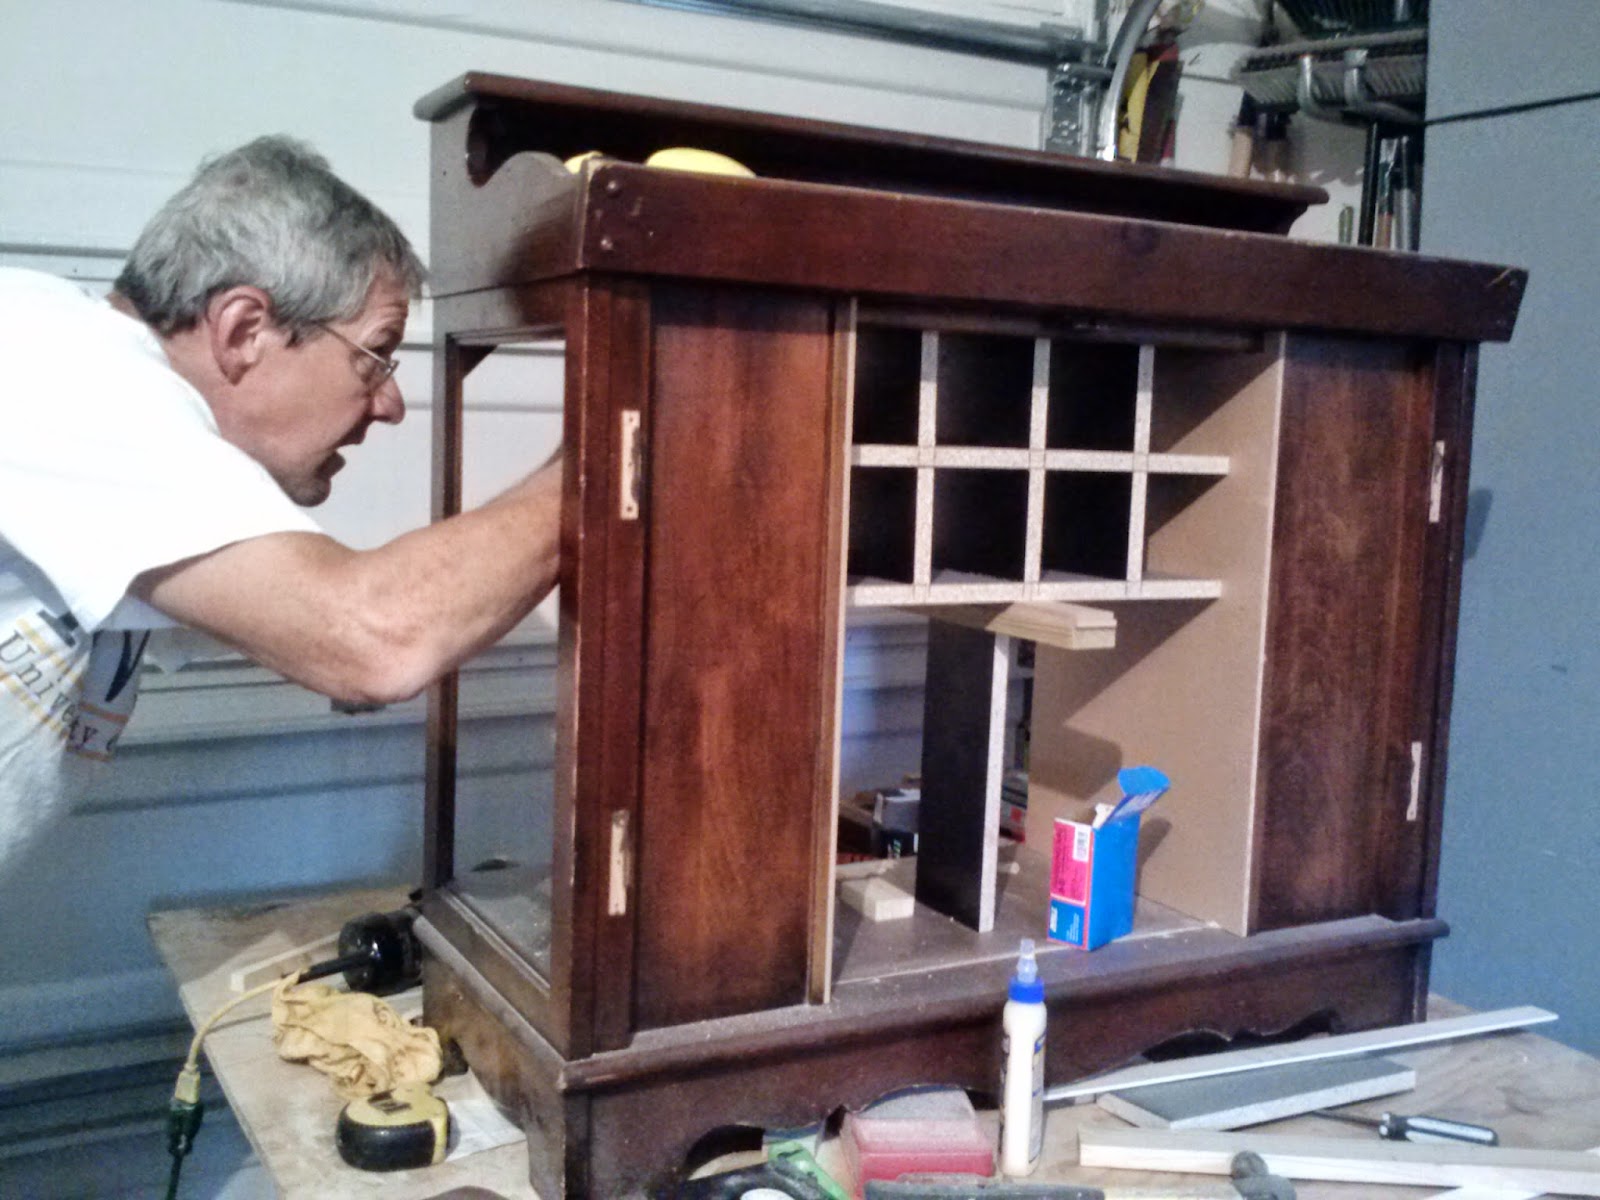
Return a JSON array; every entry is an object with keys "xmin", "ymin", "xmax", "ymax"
[{"xmin": 1026, "ymin": 343, "xmax": 1285, "ymax": 934}]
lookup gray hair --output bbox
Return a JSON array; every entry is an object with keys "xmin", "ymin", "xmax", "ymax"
[{"xmin": 115, "ymin": 136, "xmax": 425, "ymax": 338}]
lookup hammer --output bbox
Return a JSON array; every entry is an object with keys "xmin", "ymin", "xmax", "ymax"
[{"xmin": 864, "ymin": 1153, "xmax": 1296, "ymax": 1199}]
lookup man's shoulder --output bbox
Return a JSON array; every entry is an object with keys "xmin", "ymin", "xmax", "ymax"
[
  {"xmin": 0, "ymin": 268, "xmax": 127, "ymax": 350},
  {"xmin": 0, "ymin": 267, "xmax": 97, "ymax": 307},
  {"xmin": 0, "ymin": 269, "xmax": 184, "ymax": 404}
]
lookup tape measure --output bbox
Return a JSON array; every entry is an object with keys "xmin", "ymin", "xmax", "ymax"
[{"xmin": 335, "ymin": 1084, "xmax": 450, "ymax": 1172}]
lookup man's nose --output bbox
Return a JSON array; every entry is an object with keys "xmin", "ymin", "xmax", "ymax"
[{"xmin": 371, "ymin": 375, "xmax": 405, "ymax": 425}]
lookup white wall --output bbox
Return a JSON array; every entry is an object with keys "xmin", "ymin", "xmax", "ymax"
[{"xmin": 0, "ymin": 0, "xmax": 1343, "ymax": 1050}]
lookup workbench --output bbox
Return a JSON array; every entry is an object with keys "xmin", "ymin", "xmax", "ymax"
[
  {"xmin": 149, "ymin": 885, "xmax": 535, "ymax": 1200},
  {"xmin": 152, "ymin": 888, "xmax": 1600, "ymax": 1199}
]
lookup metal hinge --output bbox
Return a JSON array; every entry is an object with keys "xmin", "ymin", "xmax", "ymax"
[
  {"xmin": 608, "ymin": 810, "xmax": 631, "ymax": 916},
  {"xmin": 1406, "ymin": 741, "xmax": 1423, "ymax": 822},
  {"xmin": 619, "ymin": 408, "xmax": 642, "ymax": 520},
  {"xmin": 1428, "ymin": 441, "xmax": 1446, "ymax": 524}
]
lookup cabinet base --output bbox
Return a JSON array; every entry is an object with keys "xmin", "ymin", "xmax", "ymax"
[{"xmin": 418, "ymin": 914, "xmax": 1442, "ymax": 1198}]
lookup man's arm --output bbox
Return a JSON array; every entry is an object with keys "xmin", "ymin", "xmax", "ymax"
[{"xmin": 130, "ymin": 457, "xmax": 562, "ymax": 705}]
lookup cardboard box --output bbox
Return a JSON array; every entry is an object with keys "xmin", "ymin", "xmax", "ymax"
[
  {"xmin": 1047, "ymin": 765, "xmax": 1169, "ymax": 950},
  {"xmin": 1048, "ymin": 812, "xmax": 1140, "ymax": 950}
]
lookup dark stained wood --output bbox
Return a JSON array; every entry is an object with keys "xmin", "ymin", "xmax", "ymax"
[
  {"xmin": 424, "ymin": 333, "xmax": 465, "ymax": 890},
  {"xmin": 426, "ymin": 106, "xmax": 585, "ymax": 299},
  {"xmin": 1253, "ymin": 335, "xmax": 1437, "ymax": 930},
  {"xmin": 421, "ymin": 929, "xmax": 590, "ymax": 1199},
  {"xmin": 413, "ymin": 75, "xmax": 1524, "ymax": 1200},
  {"xmin": 574, "ymin": 163, "xmax": 1526, "ymax": 344},
  {"xmin": 420, "ymin": 902, "xmax": 1435, "ymax": 1198},
  {"xmin": 917, "ymin": 621, "xmax": 1005, "ymax": 929},
  {"xmin": 426, "ymin": 281, "xmax": 581, "ymax": 1056},
  {"xmin": 556, "ymin": 276, "xmax": 643, "ymax": 1056},
  {"xmin": 1415, "ymin": 345, "xmax": 1479, "ymax": 921},
  {"xmin": 415, "ymin": 73, "xmax": 1321, "ymax": 237},
  {"xmin": 420, "ymin": 888, "xmax": 564, "ymax": 1059},
  {"xmin": 632, "ymin": 286, "xmax": 841, "ymax": 1028},
  {"xmin": 583, "ymin": 940, "xmax": 1418, "ymax": 1196},
  {"xmin": 573, "ymin": 279, "xmax": 652, "ymax": 1054},
  {"xmin": 567, "ymin": 914, "xmax": 1443, "ymax": 1091}
]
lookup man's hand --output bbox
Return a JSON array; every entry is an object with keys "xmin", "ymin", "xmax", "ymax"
[{"xmin": 131, "ymin": 454, "xmax": 563, "ymax": 705}]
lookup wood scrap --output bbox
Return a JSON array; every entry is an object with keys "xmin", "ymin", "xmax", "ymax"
[
  {"xmin": 227, "ymin": 932, "xmax": 338, "ymax": 993},
  {"xmin": 1097, "ymin": 1055, "xmax": 1415, "ymax": 1130},
  {"xmin": 1078, "ymin": 1128, "xmax": 1600, "ymax": 1196},
  {"xmin": 917, "ymin": 601, "xmax": 1116, "ymax": 651},
  {"xmin": 1426, "ymin": 1144, "xmax": 1600, "ymax": 1200},
  {"xmin": 1046, "ymin": 1006, "xmax": 1557, "ymax": 1104},
  {"xmin": 839, "ymin": 876, "xmax": 915, "ymax": 921}
]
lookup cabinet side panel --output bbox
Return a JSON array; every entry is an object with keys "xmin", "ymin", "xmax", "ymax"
[
  {"xmin": 1414, "ymin": 345, "xmax": 1476, "ymax": 920},
  {"xmin": 634, "ymin": 286, "xmax": 838, "ymax": 1028},
  {"xmin": 1254, "ymin": 335, "xmax": 1435, "ymax": 929}
]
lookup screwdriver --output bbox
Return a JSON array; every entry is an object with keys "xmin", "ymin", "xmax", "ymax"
[{"xmin": 1316, "ymin": 1108, "xmax": 1499, "ymax": 1145}]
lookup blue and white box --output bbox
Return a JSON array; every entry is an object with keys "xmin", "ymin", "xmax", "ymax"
[{"xmin": 1047, "ymin": 767, "xmax": 1169, "ymax": 951}]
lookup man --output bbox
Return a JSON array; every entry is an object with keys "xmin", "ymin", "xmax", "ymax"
[{"xmin": 0, "ymin": 136, "xmax": 561, "ymax": 871}]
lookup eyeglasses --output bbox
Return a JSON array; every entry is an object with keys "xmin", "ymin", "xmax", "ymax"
[{"xmin": 317, "ymin": 323, "xmax": 400, "ymax": 391}]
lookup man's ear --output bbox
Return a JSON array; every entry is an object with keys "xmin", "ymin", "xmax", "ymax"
[{"xmin": 205, "ymin": 286, "xmax": 277, "ymax": 384}]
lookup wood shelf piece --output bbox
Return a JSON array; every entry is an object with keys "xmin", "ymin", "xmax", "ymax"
[{"xmin": 919, "ymin": 601, "xmax": 1117, "ymax": 653}]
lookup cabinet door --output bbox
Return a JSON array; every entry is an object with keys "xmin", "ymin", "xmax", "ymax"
[
  {"xmin": 1253, "ymin": 334, "xmax": 1438, "ymax": 929},
  {"xmin": 630, "ymin": 285, "xmax": 845, "ymax": 1030}
]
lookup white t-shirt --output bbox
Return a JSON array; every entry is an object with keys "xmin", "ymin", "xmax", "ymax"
[{"xmin": 0, "ymin": 268, "xmax": 321, "ymax": 873}]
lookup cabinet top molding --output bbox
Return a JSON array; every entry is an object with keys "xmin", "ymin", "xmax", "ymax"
[
  {"xmin": 415, "ymin": 71, "xmax": 1322, "ymax": 234},
  {"xmin": 416, "ymin": 73, "xmax": 1527, "ymax": 343}
]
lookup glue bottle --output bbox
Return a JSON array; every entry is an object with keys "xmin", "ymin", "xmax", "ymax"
[{"xmin": 999, "ymin": 937, "xmax": 1047, "ymax": 1175}]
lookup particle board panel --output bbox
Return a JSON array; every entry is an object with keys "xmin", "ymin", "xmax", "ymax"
[
  {"xmin": 1027, "ymin": 343, "xmax": 1285, "ymax": 934},
  {"xmin": 632, "ymin": 286, "xmax": 840, "ymax": 1029},
  {"xmin": 1096, "ymin": 1056, "xmax": 1416, "ymax": 1130},
  {"xmin": 915, "ymin": 622, "xmax": 1010, "ymax": 931}
]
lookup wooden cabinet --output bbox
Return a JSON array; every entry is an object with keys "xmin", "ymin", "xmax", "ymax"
[{"xmin": 412, "ymin": 73, "xmax": 1524, "ymax": 1198}]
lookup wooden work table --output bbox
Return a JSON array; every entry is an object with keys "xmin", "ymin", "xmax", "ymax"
[
  {"xmin": 149, "ymin": 885, "xmax": 536, "ymax": 1200},
  {"xmin": 152, "ymin": 888, "xmax": 1600, "ymax": 1199}
]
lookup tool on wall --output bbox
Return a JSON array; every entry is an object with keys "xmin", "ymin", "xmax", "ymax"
[{"xmin": 1233, "ymin": 1, "xmax": 1427, "ymax": 247}]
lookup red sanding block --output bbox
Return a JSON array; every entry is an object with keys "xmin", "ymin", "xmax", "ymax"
[{"xmin": 840, "ymin": 1088, "xmax": 995, "ymax": 1198}]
